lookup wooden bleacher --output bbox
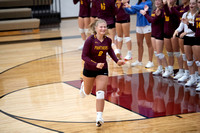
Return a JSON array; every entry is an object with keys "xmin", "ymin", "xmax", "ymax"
[
  {"xmin": 0, "ymin": 0, "xmax": 60, "ymax": 36},
  {"xmin": 0, "ymin": 0, "xmax": 54, "ymax": 36},
  {"xmin": 0, "ymin": 8, "xmax": 32, "ymax": 20}
]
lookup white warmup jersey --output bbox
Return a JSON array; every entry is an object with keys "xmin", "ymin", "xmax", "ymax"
[{"xmin": 176, "ymin": 11, "xmax": 197, "ymax": 37}]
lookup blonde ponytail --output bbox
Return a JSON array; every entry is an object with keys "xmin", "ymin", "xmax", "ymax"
[{"xmin": 89, "ymin": 19, "xmax": 107, "ymax": 35}]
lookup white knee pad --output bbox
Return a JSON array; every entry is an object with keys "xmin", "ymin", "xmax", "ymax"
[
  {"xmin": 84, "ymin": 29, "xmax": 89, "ymax": 34},
  {"xmin": 174, "ymin": 52, "xmax": 181, "ymax": 57},
  {"xmin": 79, "ymin": 28, "xmax": 85, "ymax": 33},
  {"xmin": 96, "ymin": 91, "xmax": 105, "ymax": 99},
  {"xmin": 182, "ymin": 54, "xmax": 187, "ymax": 61},
  {"xmin": 196, "ymin": 61, "xmax": 200, "ymax": 67},
  {"xmin": 167, "ymin": 52, "xmax": 173, "ymax": 57},
  {"xmin": 154, "ymin": 51, "xmax": 158, "ymax": 57},
  {"xmin": 157, "ymin": 53, "xmax": 165, "ymax": 59},
  {"xmin": 114, "ymin": 35, "xmax": 118, "ymax": 41},
  {"xmin": 117, "ymin": 36, "xmax": 123, "ymax": 42},
  {"xmin": 124, "ymin": 37, "xmax": 131, "ymax": 43},
  {"xmin": 112, "ymin": 43, "xmax": 116, "ymax": 46},
  {"xmin": 187, "ymin": 60, "xmax": 194, "ymax": 67}
]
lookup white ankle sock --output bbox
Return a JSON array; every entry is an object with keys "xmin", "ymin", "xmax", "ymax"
[{"xmin": 97, "ymin": 112, "xmax": 103, "ymax": 118}]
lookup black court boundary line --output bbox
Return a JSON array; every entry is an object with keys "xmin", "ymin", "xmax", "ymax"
[
  {"xmin": 0, "ymin": 49, "xmax": 79, "ymax": 75},
  {"xmin": 0, "ymin": 30, "xmax": 136, "ymax": 45},
  {"xmin": 0, "ymin": 108, "xmax": 189, "ymax": 124},
  {"xmin": 0, "ymin": 110, "xmax": 63, "ymax": 133},
  {"xmin": 0, "ymin": 82, "xmax": 146, "ymax": 124},
  {"xmin": 0, "ymin": 72, "xmax": 188, "ymax": 120},
  {"xmin": 0, "ymin": 28, "xmax": 188, "ymax": 130},
  {"xmin": 0, "ymin": 76, "xmax": 190, "ymax": 127},
  {"xmin": 0, "ymin": 82, "xmax": 62, "ymax": 99},
  {"xmin": 0, "ymin": 50, "xmax": 191, "ymax": 121},
  {"xmin": 65, "ymin": 78, "xmax": 147, "ymax": 119},
  {"xmin": 64, "ymin": 71, "xmax": 189, "ymax": 120}
]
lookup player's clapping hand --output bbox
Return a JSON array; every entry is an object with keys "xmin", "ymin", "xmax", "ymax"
[
  {"xmin": 180, "ymin": 32, "xmax": 186, "ymax": 39},
  {"xmin": 96, "ymin": 63, "xmax": 105, "ymax": 69},
  {"xmin": 121, "ymin": 0, "xmax": 129, "ymax": 4},
  {"xmin": 155, "ymin": 8, "xmax": 161, "ymax": 16},
  {"xmin": 173, "ymin": 30, "xmax": 179, "ymax": 38},
  {"xmin": 140, "ymin": 10, "xmax": 146, "ymax": 15},
  {"xmin": 117, "ymin": 60, "xmax": 125, "ymax": 66},
  {"xmin": 181, "ymin": 18, "xmax": 189, "ymax": 25},
  {"xmin": 144, "ymin": 5, "xmax": 149, "ymax": 11},
  {"xmin": 123, "ymin": 2, "xmax": 131, "ymax": 8},
  {"xmin": 163, "ymin": 0, "xmax": 167, "ymax": 4}
]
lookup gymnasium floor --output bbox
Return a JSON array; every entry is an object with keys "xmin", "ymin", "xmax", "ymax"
[{"xmin": 0, "ymin": 16, "xmax": 200, "ymax": 133}]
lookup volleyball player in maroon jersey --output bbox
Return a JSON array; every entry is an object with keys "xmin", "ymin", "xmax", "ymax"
[
  {"xmin": 80, "ymin": 19, "xmax": 125, "ymax": 127},
  {"xmin": 174, "ymin": 0, "xmax": 198, "ymax": 87},
  {"xmin": 140, "ymin": 0, "xmax": 169, "ymax": 76},
  {"xmin": 172, "ymin": 0, "xmax": 189, "ymax": 17},
  {"xmin": 73, "ymin": 0, "xmax": 90, "ymax": 50},
  {"xmin": 183, "ymin": 0, "xmax": 200, "ymax": 91},
  {"xmin": 171, "ymin": 0, "xmax": 190, "ymax": 80},
  {"xmin": 115, "ymin": 0, "xmax": 132, "ymax": 61},
  {"xmin": 94, "ymin": 0, "xmax": 118, "ymax": 51},
  {"xmin": 162, "ymin": 0, "xmax": 183, "ymax": 78}
]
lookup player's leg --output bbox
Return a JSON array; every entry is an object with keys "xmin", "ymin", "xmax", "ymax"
[
  {"xmin": 83, "ymin": 17, "xmax": 90, "ymax": 38},
  {"xmin": 185, "ymin": 45, "xmax": 196, "ymax": 87},
  {"xmin": 80, "ymin": 70, "xmax": 96, "ymax": 98},
  {"xmin": 163, "ymin": 38, "xmax": 174, "ymax": 77},
  {"xmin": 123, "ymin": 22, "xmax": 132, "ymax": 61},
  {"xmin": 95, "ymin": 75, "xmax": 108, "ymax": 127},
  {"xmin": 144, "ymin": 32, "xmax": 154, "ymax": 68},
  {"xmin": 131, "ymin": 32, "xmax": 144, "ymax": 67},
  {"xmin": 78, "ymin": 17, "xmax": 86, "ymax": 49},
  {"xmin": 172, "ymin": 37, "xmax": 184, "ymax": 80},
  {"xmin": 116, "ymin": 22, "xmax": 123, "ymax": 59},
  {"xmin": 193, "ymin": 45, "xmax": 200, "ymax": 91}
]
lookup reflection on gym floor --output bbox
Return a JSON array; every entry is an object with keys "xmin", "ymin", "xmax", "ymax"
[{"xmin": 66, "ymin": 72, "xmax": 200, "ymax": 118}]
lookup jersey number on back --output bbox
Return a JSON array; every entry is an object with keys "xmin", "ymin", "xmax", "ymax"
[
  {"xmin": 197, "ymin": 22, "xmax": 200, "ymax": 29},
  {"xmin": 116, "ymin": 1, "xmax": 121, "ymax": 9},
  {"xmin": 80, "ymin": 0, "xmax": 83, "ymax": 5},
  {"xmin": 101, "ymin": 3, "xmax": 106, "ymax": 10}
]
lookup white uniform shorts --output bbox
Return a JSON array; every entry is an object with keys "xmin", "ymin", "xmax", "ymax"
[{"xmin": 136, "ymin": 25, "xmax": 151, "ymax": 34}]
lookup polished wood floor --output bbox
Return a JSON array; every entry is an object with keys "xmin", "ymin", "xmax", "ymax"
[{"xmin": 0, "ymin": 16, "xmax": 200, "ymax": 133}]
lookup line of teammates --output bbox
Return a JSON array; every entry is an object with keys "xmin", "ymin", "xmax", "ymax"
[{"xmin": 73, "ymin": 0, "xmax": 200, "ymax": 91}]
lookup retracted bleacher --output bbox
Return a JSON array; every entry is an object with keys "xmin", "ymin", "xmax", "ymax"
[{"xmin": 0, "ymin": 0, "xmax": 61, "ymax": 36}]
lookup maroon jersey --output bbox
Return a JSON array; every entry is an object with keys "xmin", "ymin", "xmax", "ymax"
[
  {"xmin": 144, "ymin": 9, "xmax": 164, "ymax": 39},
  {"xmin": 73, "ymin": 0, "xmax": 90, "ymax": 17},
  {"xmin": 115, "ymin": 0, "xmax": 130, "ymax": 22},
  {"xmin": 163, "ymin": 4, "xmax": 180, "ymax": 37},
  {"xmin": 82, "ymin": 35, "xmax": 119, "ymax": 71},
  {"xmin": 90, "ymin": 0, "xmax": 98, "ymax": 17},
  {"xmin": 94, "ymin": 0, "xmax": 116, "ymax": 25},
  {"xmin": 189, "ymin": 12, "xmax": 200, "ymax": 37},
  {"xmin": 171, "ymin": 5, "xmax": 189, "ymax": 20}
]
